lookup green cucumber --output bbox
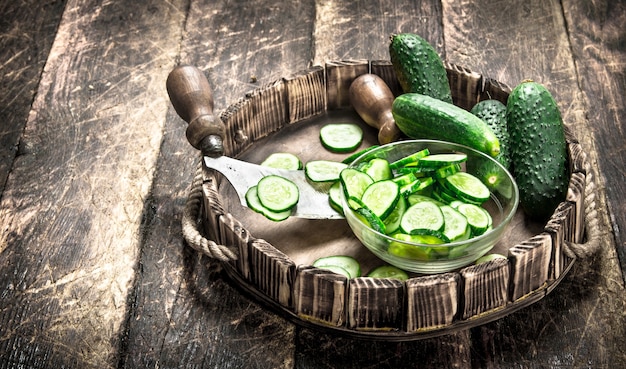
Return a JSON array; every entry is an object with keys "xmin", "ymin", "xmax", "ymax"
[
  {"xmin": 470, "ymin": 99, "xmax": 510, "ymax": 169},
  {"xmin": 469, "ymin": 99, "xmax": 511, "ymax": 189},
  {"xmin": 506, "ymin": 80, "xmax": 568, "ymax": 221},
  {"xmin": 392, "ymin": 93, "xmax": 501, "ymax": 158},
  {"xmin": 389, "ymin": 33, "xmax": 452, "ymax": 103}
]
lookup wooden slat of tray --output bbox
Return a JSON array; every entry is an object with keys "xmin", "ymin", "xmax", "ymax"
[{"xmin": 197, "ymin": 60, "xmax": 587, "ymax": 339}]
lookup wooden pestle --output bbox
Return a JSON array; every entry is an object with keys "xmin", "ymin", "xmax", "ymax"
[
  {"xmin": 166, "ymin": 65, "xmax": 226, "ymax": 157},
  {"xmin": 349, "ymin": 73, "xmax": 402, "ymax": 144}
]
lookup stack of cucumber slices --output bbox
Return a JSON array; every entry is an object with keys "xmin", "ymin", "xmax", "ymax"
[{"xmin": 341, "ymin": 148, "xmax": 494, "ymax": 245}]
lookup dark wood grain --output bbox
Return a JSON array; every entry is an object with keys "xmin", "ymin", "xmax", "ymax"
[
  {"xmin": 563, "ymin": 0, "xmax": 626, "ymax": 282},
  {"xmin": 0, "ymin": 0, "xmax": 187, "ymax": 367},
  {"xmin": 0, "ymin": 0, "xmax": 65, "ymax": 194},
  {"xmin": 0, "ymin": 0, "xmax": 625, "ymax": 368}
]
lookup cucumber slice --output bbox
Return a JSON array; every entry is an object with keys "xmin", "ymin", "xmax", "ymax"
[
  {"xmin": 360, "ymin": 180, "xmax": 400, "ymax": 220},
  {"xmin": 416, "ymin": 153, "xmax": 467, "ymax": 168},
  {"xmin": 256, "ymin": 175, "xmax": 299, "ymax": 212},
  {"xmin": 313, "ymin": 255, "xmax": 361, "ymax": 278},
  {"xmin": 448, "ymin": 200, "xmax": 465, "ymax": 209},
  {"xmin": 396, "ymin": 165, "xmax": 435, "ymax": 177},
  {"xmin": 361, "ymin": 158, "xmax": 392, "ymax": 181},
  {"xmin": 320, "ymin": 123, "xmax": 363, "ymax": 153},
  {"xmin": 408, "ymin": 228, "xmax": 451, "ymax": 244},
  {"xmin": 432, "ymin": 183, "xmax": 459, "ymax": 204},
  {"xmin": 400, "ymin": 201, "xmax": 445, "ymax": 234},
  {"xmin": 340, "ymin": 168, "xmax": 374, "ymax": 208},
  {"xmin": 355, "ymin": 206, "xmax": 387, "ymax": 234},
  {"xmin": 456, "ymin": 203, "xmax": 492, "ymax": 236},
  {"xmin": 315, "ymin": 264, "xmax": 352, "ymax": 278},
  {"xmin": 434, "ymin": 163, "xmax": 462, "ymax": 179},
  {"xmin": 399, "ymin": 179, "xmax": 422, "ymax": 196},
  {"xmin": 305, "ymin": 160, "xmax": 348, "ymax": 182},
  {"xmin": 392, "ymin": 172, "xmax": 417, "ymax": 186},
  {"xmin": 401, "ymin": 176, "xmax": 434, "ymax": 198},
  {"xmin": 475, "ymin": 253, "xmax": 507, "ymax": 265},
  {"xmin": 383, "ymin": 196, "xmax": 407, "ymax": 234},
  {"xmin": 328, "ymin": 181, "xmax": 344, "ymax": 214},
  {"xmin": 389, "ymin": 148, "xmax": 430, "ymax": 169},
  {"xmin": 443, "ymin": 172, "xmax": 490, "ymax": 204},
  {"xmin": 440, "ymin": 205, "xmax": 470, "ymax": 241},
  {"xmin": 406, "ymin": 193, "xmax": 444, "ymax": 207},
  {"xmin": 260, "ymin": 152, "xmax": 302, "ymax": 170},
  {"xmin": 367, "ymin": 265, "xmax": 409, "ymax": 280},
  {"xmin": 388, "ymin": 234, "xmax": 433, "ymax": 260},
  {"xmin": 245, "ymin": 186, "xmax": 292, "ymax": 221},
  {"xmin": 414, "ymin": 176, "xmax": 434, "ymax": 193}
]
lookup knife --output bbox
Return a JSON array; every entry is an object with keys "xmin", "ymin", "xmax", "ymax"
[{"xmin": 166, "ymin": 65, "xmax": 344, "ymax": 220}]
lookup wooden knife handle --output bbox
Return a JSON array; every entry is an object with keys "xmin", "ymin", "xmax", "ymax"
[{"xmin": 166, "ymin": 65, "xmax": 225, "ymax": 157}]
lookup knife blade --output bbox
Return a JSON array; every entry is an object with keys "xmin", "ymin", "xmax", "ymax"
[{"xmin": 204, "ymin": 155, "xmax": 344, "ymax": 219}]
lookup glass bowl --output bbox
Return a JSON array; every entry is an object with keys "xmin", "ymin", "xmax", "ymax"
[{"xmin": 341, "ymin": 139, "xmax": 519, "ymax": 274}]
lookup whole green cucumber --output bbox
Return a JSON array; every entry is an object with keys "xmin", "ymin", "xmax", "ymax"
[
  {"xmin": 392, "ymin": 93, "xmax": 500, "ymax": 158},
  {"xmin": 506, "ymin": 81, "xmax": 568, "ymax": 221},
  {"xmin": 389, "ymin": 33, "xmax": 453, "ymax": 103},
  {"xmin": 470, "ymin": 99, "xmax": 511, "ymax": 169}
]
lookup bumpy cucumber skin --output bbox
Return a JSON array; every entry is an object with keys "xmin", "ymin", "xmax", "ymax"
[
  {"xmin": 389, "ymin": 33, "xmax": 453, "ymax": 103},
  {"xmin": 471, "ymin": 99, "xmax": 510, "ymax": 169},
  {"xmin": 392, "ymin": 93, "xmax": 501, "ymax": 158},
  {"xmin": 506, "ymin": 81, "xmax": 568, "ymax": 221}
]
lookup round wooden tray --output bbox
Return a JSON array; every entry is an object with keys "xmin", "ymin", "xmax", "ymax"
[{"xmin": 192, "ymin": 60, "xmax": 593, "ymax": 341}]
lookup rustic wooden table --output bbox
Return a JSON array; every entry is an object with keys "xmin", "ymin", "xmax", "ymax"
[{"xmin": 1, "ymin": 0, "xmax": 625, "ymax": 368}]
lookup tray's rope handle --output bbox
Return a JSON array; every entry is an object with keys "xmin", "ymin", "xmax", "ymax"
[
  {"xmin": 562, "ymin": 153, "xmax": 602, "ymax": 259},
  {"xmin": 181, "ymin": 155, "xmax": 238, "ymax": 262}
]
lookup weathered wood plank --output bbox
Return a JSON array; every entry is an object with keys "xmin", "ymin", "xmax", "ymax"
[
  {"xmin": 0, "ymin": 0, "xmax": 186, "ymax": 367},
  {"xmin": 441, "ymin": 0, "xmax": 626, "ymax": 367},
  {"xmin": 295, "ymin": 329, "xmax": 472, "ymax": 369},
  {"xmin": 0, "ymin": 0, "xmax": 65, "ymax": 195},
  {"xmin": 562, "ymin": 0, "xmax": 626, "ymax": 281},
  {"xmin": 119, "ymin": 0, "xmax": 316, "ymax": 367}
]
